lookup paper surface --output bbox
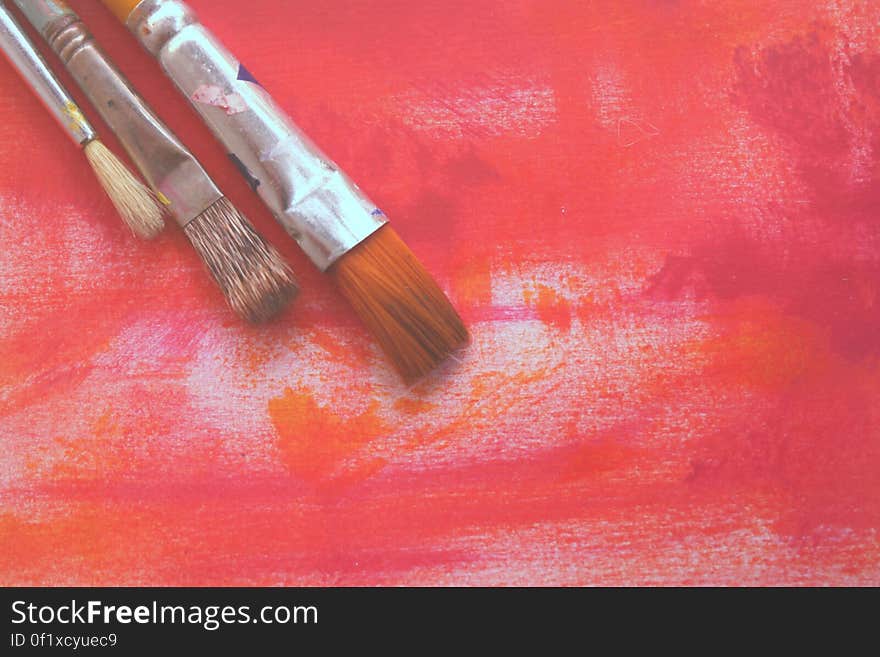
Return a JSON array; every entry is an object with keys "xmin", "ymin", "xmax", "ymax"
[{"xmin": 1, "ymin": 0, "xmax": 878, "ymax": 585}]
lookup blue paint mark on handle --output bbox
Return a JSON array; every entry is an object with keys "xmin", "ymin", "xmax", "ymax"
[
  {"xmin": 228, "ymin": 152, "xmax": 261, "ymax": 192},
  {"xmin": 371, "ymin": 208, "xmax": 385, "ymax": 216},
  {"xmin": 237, "ymin": 64, "xmax": 262, "ymax": 87}
]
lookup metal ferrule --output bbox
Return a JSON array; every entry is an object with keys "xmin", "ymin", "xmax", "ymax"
[
  {"xmin": 0, "ymin": 3, "xmax": 95, "ymax": 146},
  {"xmin": 127, "ymin": 0, "xmax": 386, "ymax": 270},
  {"xmin": 14, "ymin": 0, "xmax": 222, "ymax": 227}
]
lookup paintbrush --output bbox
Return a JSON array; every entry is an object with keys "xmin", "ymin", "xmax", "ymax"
[
  {"xmin": 14, "ymin": 0, "xmax": 298, "ymax": 322},
  {"xmin": 0, "ymin": 2, "xmax": 162, "ymax": 239},
  {"xmin": 101, "ymin": 0, "xmax": 468, "ymax": 381}
]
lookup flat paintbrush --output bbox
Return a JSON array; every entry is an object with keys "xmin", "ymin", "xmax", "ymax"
[
  {"xmin": 0, "ymin": 2, "xmax": 162, "ymax": 239},
  {"xmin": 15, "ymin": 0, "xmax": 298, "ymax": 322},
  {"xmin": 102, "ymin": 0, "xmax": 469, "ymax": 381}
]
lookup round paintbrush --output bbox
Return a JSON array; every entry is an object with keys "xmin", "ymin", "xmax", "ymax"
[
  {"xmin": 0, "ymin": 3, "xmax": 163, "ymax": 240},
  {"xmin": 103, "ymin": 0, "xmax": 468, "ymax": 380},
  {"xmin": 16, "ymin": 0, "xmax": 298, "ymax": 323}
]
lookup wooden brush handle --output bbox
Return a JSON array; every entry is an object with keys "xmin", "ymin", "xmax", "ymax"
[{"xmin": 101, "ymin": 0, "xmax": 142, "ymax": 23}]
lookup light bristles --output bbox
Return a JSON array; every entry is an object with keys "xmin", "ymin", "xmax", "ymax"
[
  {"xmin": 332, "ymin": 225, "xmax": 468, "ymax": 382},
  {"xmin": 83, "ymin": 139, "xmax": 164, "ymax": 239},
  {"xmin": 184, "ymin": 197, "xmax": 298, "ymax": 323}
]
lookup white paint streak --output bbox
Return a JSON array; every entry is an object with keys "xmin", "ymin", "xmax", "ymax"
[
  {"xmin": 192, "ymin": 85, "xmax": 247, "ymax": 115},
  {"xmin": 397, "ymin": 81, "xmax": 556, "ymax": 139}
]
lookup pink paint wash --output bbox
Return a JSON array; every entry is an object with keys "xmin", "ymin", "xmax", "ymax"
[{"xmin": 0, "ymin": 0, "xmax": 878, "ymax": 585}]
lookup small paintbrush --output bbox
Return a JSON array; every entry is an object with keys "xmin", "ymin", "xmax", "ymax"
[
  {"xmin": 102, "ymin": 0, "xmax": 469, "ymax": 381},
  {"xmin": 0, "ymin": 2, "xmax": 162, "ymax": 239},
  {"xmin": 15, "ymin": 0, "xmax": 298, "ymax": 322}
]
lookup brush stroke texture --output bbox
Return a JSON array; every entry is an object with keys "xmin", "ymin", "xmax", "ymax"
[{"xmin": 0, "ymin": 0, "xmax": 878, "ymax": 585}]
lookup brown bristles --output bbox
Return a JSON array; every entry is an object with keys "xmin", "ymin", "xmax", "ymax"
[
  {"xmin": 184, "ymin": 197, "xmax": 298, "ymax": 322},
  {"xmin": 83, "ymin": 139, "xmax": 164, "ymax": 239},
  {"xmin": 332, "ymin": 225, "xmax": 468, "ymax": 382}
]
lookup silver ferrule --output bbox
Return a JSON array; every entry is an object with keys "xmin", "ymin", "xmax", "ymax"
[
  {"xmin": 0, "ymin": 2, "xmax": 95, "ymax": 146},
  {"xmin": 14, "ymin": 0, "xmax": 222, "ymax": 226},
  {"xmin": 127, "ymin": 0, "xmax": 386, "ymax": 270}
]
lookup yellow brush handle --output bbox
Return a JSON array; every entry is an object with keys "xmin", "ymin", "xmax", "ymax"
[{"xmin": 101, "ymin": 0, "xmax": 142, "ymax": 22}]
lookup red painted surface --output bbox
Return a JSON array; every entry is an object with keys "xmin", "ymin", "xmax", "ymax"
[{"xmin": 0, "ymin": 0, "xmax": 878, "ymax": 585}]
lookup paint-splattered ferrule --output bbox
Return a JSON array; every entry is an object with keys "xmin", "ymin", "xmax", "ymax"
[
  {"xmin": 15, "ymin": 0, "xmax": 222, "ymax": 227},
  {"xmin": 127, "ymin": 0, "xmax": 386, "ymax": 271},
  {"xmin": 0, "ymin": 3, "xmax": 95, "ymax": 146}
]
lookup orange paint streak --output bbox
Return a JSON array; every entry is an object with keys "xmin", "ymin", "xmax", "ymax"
[
  {"xmin": 268, "ymin": 387, "xmax": 386, "ymax": 483},
  {"xmin": 393, "ymin": 397, "xmax": 439, "ymax": 415},
  {"xmin": 699, "ymin": 301, "xmax": 830, "ymax": 390},
  {"xmin": 308, "ymin": 327, "xmax": 374, "ymax": 367},
  {"xmin": 49, "ymin": 411, "xmax": 132, "ymax": 481},
  {"xmin": 559, "ymin": 435, "xmax": 643, "ymax": 482},
  {"xmin": 453, "ymin": 256, "xmax": 493, "ymax": 309},
  {"xmin": 525, "ymin": 284, "xmax": 572, "ymax": 332}
]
